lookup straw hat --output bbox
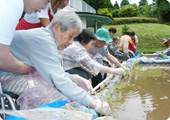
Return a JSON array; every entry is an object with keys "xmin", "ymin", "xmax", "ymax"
[{"xmin": 161, "ymin": 38, "xmax": 168, "ymax": 44}]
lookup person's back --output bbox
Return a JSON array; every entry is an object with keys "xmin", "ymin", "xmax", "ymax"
[
  {"xmin": 108, "ymin": 43, "xmax": 118, "ymax": 55},
  {"xmin": 108, "ymin": 36, "xmax": 125, "ymax": 61},
  {"xmin": 119, "ymin": 35, "xmax": 131, "ymax": 54},
  {"xmin": 129, "ymin": 31, "xmax": 138, "ymax": 53},
  {"xmin": 119, "ymin": 31, "xmax": 136, "ymax": 54},
  {"xmin": 10, "ymin": 28, "xmax": 52, "ymax": 69}
]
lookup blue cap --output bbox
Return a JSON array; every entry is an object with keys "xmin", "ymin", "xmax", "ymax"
[{"xmin": 95, "ymin": 28, "xmax": 112, "ymax": 43}]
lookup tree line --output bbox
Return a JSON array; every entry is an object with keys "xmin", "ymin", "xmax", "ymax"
[{"xmin": 83, "ymin": 0, "xmax": 170, "ymax": 23}]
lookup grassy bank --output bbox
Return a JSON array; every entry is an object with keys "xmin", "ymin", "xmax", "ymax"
[{"xmin": 103, "ymin": 23, "xmax": 170, "ymax": 53}]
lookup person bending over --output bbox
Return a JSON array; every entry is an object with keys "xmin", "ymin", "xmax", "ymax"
[
  {"xmin": 89, "ymin": 28, "xmax": 124, "ymax": 87},
  {"xmin": 60, "ymin": 29, "xmax": 125, "ymax": 84}
]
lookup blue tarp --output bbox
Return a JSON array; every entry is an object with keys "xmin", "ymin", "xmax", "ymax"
[{"xmin": 5, "ymin": 101, "xmax": 68, "ymax": 120}]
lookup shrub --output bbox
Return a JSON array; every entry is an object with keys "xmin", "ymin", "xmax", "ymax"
[
  {"xmin": 112, "ymin": 17, "xmax": 159, "ymax": 25},
  {"xmin": 97, "ymin": 8, "xmax": 112, "ymax": 18}
]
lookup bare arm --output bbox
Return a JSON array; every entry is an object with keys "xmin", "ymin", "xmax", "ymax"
[
  {"xmin": 106, "ymin": 53, "xmax": 122, "ymax": 67},
  {"xmin": 39, "ymin": 18, "xmax": 51, "ymax": 27},
  {"xmin": 99, "ymin": 65, "xmax": 112, "ymax": 73},
  {"xmin": 0, "ymin": 44, "xmax": 32, "ymax": 74}
]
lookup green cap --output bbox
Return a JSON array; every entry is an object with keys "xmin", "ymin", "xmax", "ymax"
[{"xmin": 95, "ymin": 28, "xmax": 112, "ymax": 43}]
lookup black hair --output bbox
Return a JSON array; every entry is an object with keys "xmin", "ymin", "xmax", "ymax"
[
  {"xmin": 109, "ymin": 27, "xmax": 117, "ymax": 34},
  {"xmin": 131, "ymin": 31, "xmax": 135, "ymax": 36},
  {"xmin": 126, "ymin": 31, "xmax": 131, "ymax": 35},
  {"xmin": 74, "ymin": 28, "xmax": 97, "ymax": 45}
]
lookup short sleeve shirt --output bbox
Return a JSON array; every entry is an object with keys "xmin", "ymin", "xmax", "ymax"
[
  {"xmin": 135, "ymin": 35, "xmax": 138, "ymax": 43},
  {"xmin": 90, "ymin": 45, "xmax": 109, "ymax": 58},
  {"xmin": 24, "ymin": 2, "xmax": 54, "ymax": 23},
  {"xmin": 0, "ymin": 0, "xmax": 24, "ymax": 45}
]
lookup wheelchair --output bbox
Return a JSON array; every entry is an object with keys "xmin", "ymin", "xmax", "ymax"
[{"xmin": 0, "ymin": 80, "xmax": 18, "ymax": 119}]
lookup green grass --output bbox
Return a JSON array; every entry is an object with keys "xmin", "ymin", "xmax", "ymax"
[{"xmin": 103, "ymin": 23, "xmax": 170, "ymax": 53}]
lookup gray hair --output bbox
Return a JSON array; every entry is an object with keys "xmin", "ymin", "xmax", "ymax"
[
  {"xmin": 48, "ymin": 9, "xmax": 82, "ymax": 32},
  {"xmin": 113, "ymin": 36, "xmax": 119, "ymax": 41}
]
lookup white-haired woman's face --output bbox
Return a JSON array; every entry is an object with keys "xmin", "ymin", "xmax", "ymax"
[
  {"xmin": 24, "ymin": 0, "xmax": 49, "ymax": 14},
  {"xmin": 52, "ymin": 22, "xmax": 79, "ymax": 50}
]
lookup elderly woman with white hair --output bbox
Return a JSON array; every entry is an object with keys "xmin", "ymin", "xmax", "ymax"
[{"xmin": 0, "ymin": 9, "xmax": 111, "ymax": 115}]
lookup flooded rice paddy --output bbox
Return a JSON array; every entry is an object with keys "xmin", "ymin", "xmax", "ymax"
[{"xmin": 109, "ymin": 64, "xmax": 170, "ymax": 120}]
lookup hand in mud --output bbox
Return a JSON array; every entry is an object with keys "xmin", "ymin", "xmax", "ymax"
[
  {"xmin": 122, "ymin": 66, "xmax": 130, "ymax": 71},
  {"xmin": 94, "ymin": 100, "xmax": 111, "ymax": 116}
]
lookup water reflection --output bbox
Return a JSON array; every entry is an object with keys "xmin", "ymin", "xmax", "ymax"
[{"xmin": 110, "ymin": 64, "xmax": 170, "ymax": 120}]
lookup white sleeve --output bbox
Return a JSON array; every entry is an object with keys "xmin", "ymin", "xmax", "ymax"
[
  {"xmin": 135, "ymin": 35, "xmax": 138, "ymax": 43},
  {"xmin": 37, "ymin": 4, "xmax": 49, "ymax": 19},
  {"xmin": 0, "ymin": 0, "xmax": 23, "ymax": 45}
]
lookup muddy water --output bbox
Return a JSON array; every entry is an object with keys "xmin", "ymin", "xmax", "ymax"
[{"xmin": 110, "ymin": 64, "xmax": 170, "ymax": 120}]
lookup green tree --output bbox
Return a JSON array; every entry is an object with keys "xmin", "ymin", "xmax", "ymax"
[
  {"xmin": 153, "ymin": 0, "xmax": 170, "ymax": 22},
  {"xmin": 84, "ymin": 0, "xmax": 113, "ymax": 11},
  {"xmin": 118, "ymin": 5, "xmax": 137, "ymax": 17},
  {"xmin": 144, "ymin": 4, "xmax": 155, "ymax": 17},
  {"xmin": 113, "ymin": 1, "xmax": 120, "ymax": 9},
  {"xmin": 105, "ymin": 0, "xmax": 114, "ymax": 9},
  {"xmin": 131, "ymin": 3, "xmax": 138, "ymax": 8},
  {"xmin": 137, "ymin": 6, "xmax": 145, "ymax": 17},
  {"xmin": 139, "ymin": 0, "xmax": 148, "ymax": 6},
  {"xmin": 137, "ymin": 4, "xmax": 155, "ymax": 17},
  {"xmin": 120, "ymin": 0, "xmax": 130, "ymax": 8}
]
